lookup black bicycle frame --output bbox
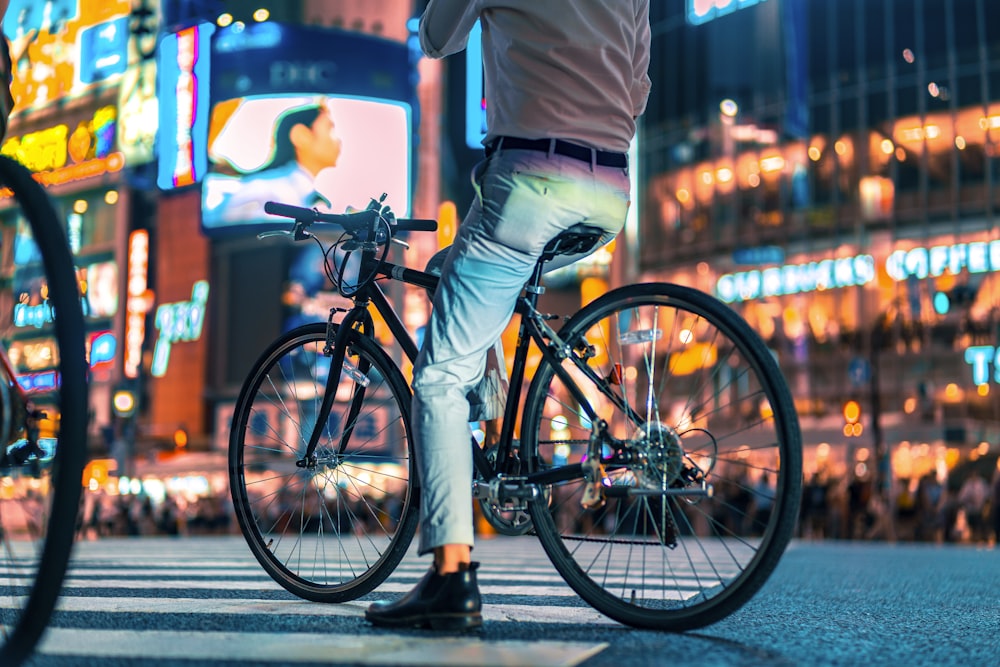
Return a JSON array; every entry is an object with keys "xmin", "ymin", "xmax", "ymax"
[{"xmin": 299, "ymin": 241, "xmax": 625, "ymax": 487}]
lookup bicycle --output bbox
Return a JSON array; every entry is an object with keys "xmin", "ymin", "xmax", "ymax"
[
  {"xmin": 0, "ymin": 154, "xmax": 88, "ymax": 665},
  {"xmin": 229, "ymin": 194, "xmax": 802, "ymax": 631}
]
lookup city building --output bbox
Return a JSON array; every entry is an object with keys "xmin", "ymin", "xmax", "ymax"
[
  {"xmin": 6, "ymin": 0, "xmax": 997, "ymax": 525},
  {"xmin": 639, "ymin": 0, "xmax": 1000, "ymax": 489},
  {"xmin": 1, "ymin": 0, "xmax": 442, "ymax": 511}
]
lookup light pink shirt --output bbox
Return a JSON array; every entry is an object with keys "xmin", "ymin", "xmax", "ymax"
[{"xmin": 419, "ymin": 0, "xmax": 652, "ymax": 153}]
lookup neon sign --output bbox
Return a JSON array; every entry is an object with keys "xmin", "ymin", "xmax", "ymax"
[
  {"xmin": 151, "ymin": 281, "xmax": 209, "ymax": 378},
  {"xmin": 89, "ymin": 331, "xmax": 117, "ymax": 370},
  {"xmin": 687, "ymin": 0, "xmax": 768, "ymax": 26},
  {"xmin": 124, "ymin": 230, "xmax": 153, "ymax": 379},
  {"xmin": 716, "ymin": 255, "xmax": 876, "ymax": 303},
  {"xmin": 17, "ymin": 370, "xmax": 60, "ymax": 394},
  {"xmin": 157, "ymin": 23, "xmax": 214, "ymax": 190},
  {"xmin": 717, "ymin": 240, "xmax": 1000, "ymax": 302},
  {"xmin": 885, "ymin": 242, "xmax": 1000, "ymax": 281},
  {"xmin": 0, "ymin": 106, "xmax": 124, "ymax": 192}
]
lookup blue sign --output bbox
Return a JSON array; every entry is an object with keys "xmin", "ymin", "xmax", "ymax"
[
  {"xmin": 732, "ymin": 246, "xmax": 785, "ymax": 266},
  {"xmin": 156, "ymin": 23, "xmax": 215, "ymax": 190},
  {"xmin": 848, "ymin": 357, "xmax": 870, "ymax": 386},
  {"xmin": 78, "ymin": 17, "xmax": 130, "ymax": 84},
  {"xmin": 465, "ymin": 20, "xmax": 485, "ymax": 149}
]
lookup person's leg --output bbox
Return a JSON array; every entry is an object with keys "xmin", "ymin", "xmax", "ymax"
[{"xmin": 366, "ymin": 150, "xmax": 629, "ymax": 629}]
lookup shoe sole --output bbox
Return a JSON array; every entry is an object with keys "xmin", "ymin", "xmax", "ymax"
[{"xmin": 365, "ymin": 611, "xmax": 483, "ymax": 632}]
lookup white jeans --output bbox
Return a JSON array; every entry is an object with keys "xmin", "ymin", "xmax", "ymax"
[{"xmin": 411, "ymin": 147, "xmax": 631, "ymax": 554}]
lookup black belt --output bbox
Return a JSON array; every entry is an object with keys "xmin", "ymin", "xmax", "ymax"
[{"xmin": 486, "ymin": 136, "xmax": 628, "ymax": 168}]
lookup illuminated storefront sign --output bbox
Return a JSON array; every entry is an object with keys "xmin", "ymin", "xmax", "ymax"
[
  {"xmin": 12, "ymin": 263, "xmax": 114, "ymax": 331},
  {"xmin": 157, "ymin": 24, "xmax": 214, "ymax": 190},
  {"xmin": 687, "ymin": 0, "xmax": 768, "ymax": 26},
  {"xmin": 716, "ymin": 255, "xmax": 876, "ymax": 303},
  {"xmin": 717, "ymin": 240, "xmax": 1000, "ymax": 302},
  {"xmin": 8, "ymin": 338, "xmax": 58, "ymax": 372},
  {"xmin": 964, "ymin": 346, "xmax": 1000, "ymax": 385},
  {"xmin": 124, "ymin": 230, "xmax": 153, "ymax": 379},
  {"xmin": 151, "ymin": 280, "xmax": 209, "ymax": 378},
  {"xmin": 86, "ymin": 261, "xmax": 120, "ymax": 319},
  {"xmin": 17, "ymin": 370, "xmax": 60, "ymax": 394},
  {"xmin": 0, "ymin": 106, "xmax": 124, "ymax": 191},
  {"xmin": 885, "ymin": 242, "xmax": 1000, "ymax": 281}
]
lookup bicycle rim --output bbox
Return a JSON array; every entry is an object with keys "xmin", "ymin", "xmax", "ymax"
[
  {"xmin": 0, "ymin": 155, "xmax": 87, "ymax": 665},
  {"xmin": 522, "ymin": 283, "xmax": 801, "ymax": 631},
  {"xmin": 229, "ymin": 323, "xmax": 418, "ymax": 602}
]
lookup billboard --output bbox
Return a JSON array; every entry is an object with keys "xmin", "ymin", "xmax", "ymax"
[
  {"xmin": 189, "ymin": 22, "xmax": 416, "ymax": 236},
  {"xmin": 3, "ymin": 0, "xmax": 134, "ymax": 112},
  {"xmin": 202, "ymin": 95, "xmax": 411, "ymax": 231}
]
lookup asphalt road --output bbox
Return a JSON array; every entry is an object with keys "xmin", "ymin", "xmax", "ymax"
[{"xmin": 20, "ymin": 536, "xmax": 1000, "ymax": 667}]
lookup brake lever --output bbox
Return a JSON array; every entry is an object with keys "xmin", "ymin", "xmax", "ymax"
[{"xmin": 257, "ymin": 230, "xmax": 293, "ymax": 240}]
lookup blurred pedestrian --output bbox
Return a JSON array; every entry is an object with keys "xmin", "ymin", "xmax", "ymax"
[
  {"xmin": 915, "ymin": 472, "xmax": 944, "ymax": 542},
  {"xmin": 801, "ymin": 473, "xmax": 829, "ymax": 539},
  {"xmin": 990, "ymin": 464, "xmax": 1000, "ymax": 548},
  {"xmin": 957, "ymin": 471, "xmax": 989, "ymax": 544}
]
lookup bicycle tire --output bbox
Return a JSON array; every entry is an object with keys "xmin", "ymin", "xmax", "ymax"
[
  {"xmin": 522, "ymin": 282, "xmax": 801, "ymax": 631},
  {"xmin": 0, "ymin": 155, "xmax": 87, "ymax": 665},
  {"xmin": 229, "ymin": 323, "xmax": 419, "ymax": 602}
]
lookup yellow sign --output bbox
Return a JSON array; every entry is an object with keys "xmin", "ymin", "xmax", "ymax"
[{"xmin": 0, "ymin": 106, "xmax": 124, "ymax": 193}]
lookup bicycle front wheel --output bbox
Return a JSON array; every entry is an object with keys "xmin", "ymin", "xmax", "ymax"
[
  {"xmin": 0, "ymin": 155, "xmax": 88, "ymax": 666},
  {"xmin": 522, "ymin": 282, "xmax": 801, "ymax": 631},
  {"xmin": 229, "ymin": 323, "xmax": 419, "ymax": 602}
]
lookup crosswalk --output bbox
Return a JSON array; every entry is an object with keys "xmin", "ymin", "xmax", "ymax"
[{"xmin": 31, "ymin": 535, "xmax": 615, "ymax": 666}]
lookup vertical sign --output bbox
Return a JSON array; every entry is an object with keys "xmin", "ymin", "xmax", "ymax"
[
  {"xmin": 124, "ymin": 230, "xmax": 152, "ymax": 378},
  {"xmin": 464, "ymin": 20, "xmax": 485, "ymax": 149},
  {"xmin": 156, "ymin": 23, "xmax": 213, "ymax": 190}
]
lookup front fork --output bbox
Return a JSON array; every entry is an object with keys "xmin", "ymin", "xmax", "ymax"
[{"xmin": 298, "ymin": 306, "xmax": 373, "ymax": 469}]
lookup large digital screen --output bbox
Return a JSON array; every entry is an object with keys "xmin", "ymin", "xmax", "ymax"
[
  {"xmin": 193, "ymin": 22, "xmax": 417, "ymax": 236},
  {"xmin": 201, "ymin": 95, "xmax": 411, "ymax": 233}
]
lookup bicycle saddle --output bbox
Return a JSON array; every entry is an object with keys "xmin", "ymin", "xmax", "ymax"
[{"xmin": 540, "ymin": 224, "xmax": 605, "ymax": 262}]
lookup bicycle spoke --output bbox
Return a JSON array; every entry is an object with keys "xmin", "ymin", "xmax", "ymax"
[
  {"xmin": 524, "ymin": 284, "xmax": 801, "ymax": 630},
  {"xmin": 230, "ymin": 325, "xmax": 417, "ymax": 602}
]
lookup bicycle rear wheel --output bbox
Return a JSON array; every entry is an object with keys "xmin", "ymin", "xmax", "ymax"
[
  {"xmin": 0, "ymin": 155, "xmax": 87, "ymax": 665},
  {"xmin": 229, "ymin": 323, "xmax": 419, "ymax": 602},
  {"xmin": 522, "ymin": 282, "xmax": 801, "ymax": 631}
]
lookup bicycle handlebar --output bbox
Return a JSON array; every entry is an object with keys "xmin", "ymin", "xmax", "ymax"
[{"xmin": 263, "ymin": 201, "xmax": 437, "ymax": 233}]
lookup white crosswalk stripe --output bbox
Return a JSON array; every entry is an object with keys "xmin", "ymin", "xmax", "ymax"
[{"xmin": 30, "ymin": 535, "xmax": 612, "ymax": 666}]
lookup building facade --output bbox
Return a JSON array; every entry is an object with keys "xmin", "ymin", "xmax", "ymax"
[{"xmin": 637, "ymin": 0, "xmax": 1000, "ymax": 487}]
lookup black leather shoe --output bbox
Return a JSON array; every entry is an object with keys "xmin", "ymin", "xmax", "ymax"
[{"xmin": 365, "ymin": 562, "xmax": 482, "ymax": 631}]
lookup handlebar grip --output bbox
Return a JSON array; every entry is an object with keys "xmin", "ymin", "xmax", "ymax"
[
  {"xmin": 264, "ymin": 201, "xmax": 315, "ymax": 220},
  {"xmin": 395, "ymin": 218, "xmax": 438, "ymax": 232}
]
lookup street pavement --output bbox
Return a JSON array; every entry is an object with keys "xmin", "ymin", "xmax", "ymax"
[{"xmin": 21, "ymin": 535, "xmax": 1000, "ymax": 667}]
